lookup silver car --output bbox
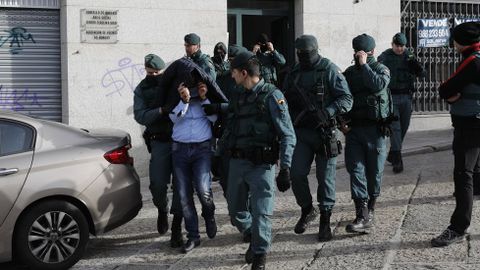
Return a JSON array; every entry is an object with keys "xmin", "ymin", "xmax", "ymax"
[{"xmin": 0, "ymin": 110, "xmax": 142, "ymax": 270}]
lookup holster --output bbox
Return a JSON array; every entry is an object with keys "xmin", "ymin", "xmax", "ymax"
[{"xmin": 142, "ymin": 130, "xmax": 152, "ymax": 153}]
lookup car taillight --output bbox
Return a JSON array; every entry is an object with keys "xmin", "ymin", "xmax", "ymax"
[{"xmin": 104, "ymin": 144, "xmax": 134, "ymax": 165}]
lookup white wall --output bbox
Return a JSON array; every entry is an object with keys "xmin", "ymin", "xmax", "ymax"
[
  {"xmin": 61, "ymin": 0, "xmax": 227, "ymax": 176},
  {"xmin": 299, "ymin": 0, "xmax": 401, "ymax": 71}
]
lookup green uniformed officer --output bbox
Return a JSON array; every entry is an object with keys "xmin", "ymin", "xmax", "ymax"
[
  {"xmin": 378, "ymin": 33, "xmax": 426, "ymax": 173},
  {"xmin": 253, "ymin": 33, "xmax": 286, "ymax": 86},
  {"xmin": 221, "ymin": 51, "xmax": 296, "ymax": 270},
  {"xmin": 205, "ymin": 44, "xmax": 248, "ymax": 196},
  {"xmin": 133, "ymin": 54, "xmax": 184, "ymax": 247},
  {"xmin": 342, "ymin": 34, "xmax": 392, "ymax": 233},
  {"xmin": 184, "ymin": 33, "xmax": 216, "ymax": 80},
  {"xmin": 282, "ymin": 35, "xmax": 353, "ymax": 241}
]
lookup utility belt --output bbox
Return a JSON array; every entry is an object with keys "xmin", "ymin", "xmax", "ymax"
[
  {"xmin": 317, "ymin": 134, "xmax": 342, "ymax": 158},
  {"xmin": 228, "ymin": 146, "xmax": 278, "ymax": 165}
]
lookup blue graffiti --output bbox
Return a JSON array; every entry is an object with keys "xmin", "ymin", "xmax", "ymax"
[
  {"xmin": 0, "ymin": 85, "xmax": 42, "ymax": 111},
  {"xmin": 101, "ymin": 57, "xmax": 146, "ymax": 97},
  {"xmin": 0, "ymin": 27, "xmax": 36, "ymax": 55}
]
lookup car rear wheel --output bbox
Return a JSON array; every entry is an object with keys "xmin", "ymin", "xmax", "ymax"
[{"xmin": 14, "ymin": 200, "xmax": 89, "ymax": 270}]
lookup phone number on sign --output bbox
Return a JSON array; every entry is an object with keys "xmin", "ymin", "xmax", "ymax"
[{"xmin": 418, "ymin": 29, "xmax": 449, "ymax": 38}]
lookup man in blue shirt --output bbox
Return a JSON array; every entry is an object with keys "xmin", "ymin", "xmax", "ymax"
[{"xmin": 169, "ymin": 77, "xmax": 218, "ymax": 253}]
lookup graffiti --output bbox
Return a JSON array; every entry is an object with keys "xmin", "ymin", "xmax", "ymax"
[
  {"xmin": 0, "ymin": 85, "xmax": 42, "ymax": 111},
  {"xmin": 101, "ymin": 57, "xmax": 146, "ymax": 97},
  {"xmin": 0, "ymin": 27, "xmax": 36, "ymax": 54}
]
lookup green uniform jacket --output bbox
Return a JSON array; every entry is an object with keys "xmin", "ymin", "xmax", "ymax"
[
  {"xmin": 133, "ymin": 77, "xmax": 173, "ymax": 136},
  {"xmin": 343, "ymin": 57, "xmax": 391, "ymax": 122},
  {"xmin": 222, "ymin": 79, "xmax": 296, "ymax": 169},
  {"xmin": 256, "ymin": 50, "xmax": 286, "ymax": 84},
  {"xmin": 283, "ymin": 56, "xmax": 353, "ymax": 128},
  {"xmin": 191, "ymin": 50, "xmax": 216, "ymax": 81},
  {"xmin": 378, "ymin": 48, "xmax": 425, "ymax": 94}
]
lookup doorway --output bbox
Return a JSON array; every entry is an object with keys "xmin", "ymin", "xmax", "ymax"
[{"xmin": 227, "ymin": 0, "xmax": 294, "ymax": 85}]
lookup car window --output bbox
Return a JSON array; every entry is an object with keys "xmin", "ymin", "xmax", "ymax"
[{"xmin": 0, "ymin": 120, "xmax": 34, "ymax": 156}]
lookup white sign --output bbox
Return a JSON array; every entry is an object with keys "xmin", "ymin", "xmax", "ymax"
[
  {"xmin": 80, "ymin": 9, "xmax": 118, "ymax": 44},
  {"xmin": 417, "ymin": 18, "xmax": 450, "ymax": 48}
]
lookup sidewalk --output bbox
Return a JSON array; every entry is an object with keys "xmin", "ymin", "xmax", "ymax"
[{"xmin": 6, "ymin": 128, "xmax": 471, "ymax": 270}]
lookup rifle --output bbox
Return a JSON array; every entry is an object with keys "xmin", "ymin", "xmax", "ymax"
[
  {"xmin": 291, "ymin": 81, "xmax": 340, "ymax": 157},
  {"xmin": 291, "ymin": 82, "xmax": 330, "ymax": 129}
]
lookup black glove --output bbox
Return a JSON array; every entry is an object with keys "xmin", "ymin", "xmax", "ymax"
[
  {"xmin": 202, "ymin": 103, "xmax": 221, "ymax": 115},
  {"xmin": 276, "ymin": 168, "xmax": 291, "ymax": 192}
]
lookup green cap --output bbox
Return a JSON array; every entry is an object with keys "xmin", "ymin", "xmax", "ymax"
[
  {"xmin": 228, "ymin": 44, "xmax": 247, "ymax": 58},
  {"xmin": 295, "ymin": 35, "xmax": 319, "ymax": 50},
  {"xmin": 184, "ymin": 33, "xmax": 201, "ymax": 45},
  {"xmin": 144, "ymin": 54, "xmax": 165, "ymax": 70},
  {"xmin": 230, "ymin": 51, "xmax": 255, "ymax": 69},
  {"xmin": 352, "ymin": 33, "xmax": 376, "ymax": 52},
  {"xmin": 393, "ymin": 32, "xmax": 407, "ymax": 45}
]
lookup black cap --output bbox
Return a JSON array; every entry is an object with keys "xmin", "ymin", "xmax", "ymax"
[
  {"xmin": 452, "ymin": 22, "xmax": 480, "ymax": 46},
  {"xmin": 144, "ymin": 54, "xmax": 165, "ymax": 70},
  {"xmin": 230, "ymin": 51, "xmax": 255, "ymax": 69},
  {"xmin": 392, "ymin": 32, "xmax": 407, "ymax": 45},
  {"xmin": 295, "ymin": 35, "xmax": 319, "ymax": 50},
  {"xmin": 184, "ymin": 33, "xmax": 201, "ymax": 45},
  {"xmin": 352, "ymin": 33, "xmax": 376, "ymax": 52}
]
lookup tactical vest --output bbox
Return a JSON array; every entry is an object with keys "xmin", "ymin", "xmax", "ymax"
[
  {"xmin": 345, "ymin": 61, "xmax": 393, "ymax": 122},
  {"xmin": 140, "ymin": 82, "xmax": 173, "ymax": 135},
  {"xmin": 230, "ymin": 83, "xmax": 277, "ymax": 149},
  {"xmin": 450, "ymin": 51, "xmax": 480, "ymax": 117},
  {"xmin": 381, "ymin": 49, "xmax": 415, "ymax": 93},
  {"xmin": 258, "ymin": 52, "xmax": 278, "ymax": 84},
  {"xmin": 284, "ymin": 58, "xmax": 330, "ymax": 128}
]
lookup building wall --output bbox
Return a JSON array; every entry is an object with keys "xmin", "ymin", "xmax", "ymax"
[
  {"xmin": 300, "ymin": 0, "xmax": 401, "ymax": 70},
  {"xmin": 61, "ymin": 0, "xmax": 227, "ymax": 176}
]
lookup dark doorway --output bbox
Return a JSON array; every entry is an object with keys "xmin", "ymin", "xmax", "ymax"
[{"xmin": 227, "ymin": 0, "xmax": 294, "ymax": 86}]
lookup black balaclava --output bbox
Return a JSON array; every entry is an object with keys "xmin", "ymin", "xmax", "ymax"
[
  {"xmin": 213, "ymin": 42, "xmax": 227, "ymax": 64},
  {"xmin": 295, "ymin": 35, "xmax": 320, "ymax": 70},
  {"xmin": 256, "ymin": 33, "xmax": 270, "ymax": 52}
]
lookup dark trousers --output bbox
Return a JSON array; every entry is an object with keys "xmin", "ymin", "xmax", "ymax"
[
  {"xmin": 172, "ymin": 141, "xmax": 215, "ymax": 241},
  {"xmin": 390, "ymin": 94, "xmax": 412, "ymax": 152},
  {"xmin": 449, "ymin": 127, "xmax": 480, "ymax": 234}
]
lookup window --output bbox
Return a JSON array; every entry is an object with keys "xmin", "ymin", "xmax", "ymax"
[{"xmin": 0, "ymin": 120, "xmax": 34, "ymax": 156}]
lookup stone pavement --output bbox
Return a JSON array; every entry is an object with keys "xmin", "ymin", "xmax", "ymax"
[{"xmin": 7, "ymin": 128, "xmax": 480, "ymax": 270}]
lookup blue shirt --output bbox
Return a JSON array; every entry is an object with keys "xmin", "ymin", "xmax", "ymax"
[{"xmin": 169, "ymin": 95, "xmax": 217, "ymax": 143}]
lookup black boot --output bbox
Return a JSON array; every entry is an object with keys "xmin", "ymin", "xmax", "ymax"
[
  {"xmin": 294, "ymin": 204, "xmax": 319, "ymax": 234},
  {"xmin": 157, "ymin": 210, "xmax": 169, "ymax": 235},
  {"xmin": 318, "ymin": 210, "xmax": 332, "ymax": 242},
  {"xmin": 251, "ymin": 254, "xmax": 266, "ymax": 270},
  {"xmin": 368, "ymin": 197, "xmax": 376, "ymax": 223},
  {"xmin": 170, "ymin": 214, "xmax": 184, "ymax": 248},
  {"xmin": 346, "ymin": 199, "xmax": 371, "ymax": 233},
  {"xmin": 245, "ymin": 243, "xmax": 254, "ymax": 264},
  {"xmin": 386, "ymin": 150, "xmax": 394, "ymax": 164},
  {"xmin": 392, "ymin": 151, "xmax": 404, "ymax": 173}
]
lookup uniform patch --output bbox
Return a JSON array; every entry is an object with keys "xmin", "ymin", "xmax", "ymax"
[{"xmin": 277, "ymin": 99, "xmax": 285, "ymax": 105}]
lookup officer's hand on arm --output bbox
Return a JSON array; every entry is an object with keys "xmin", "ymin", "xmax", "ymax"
[
  {"xmin": 266, "ymin": 42, "xmax": 274, "ymax": 52},
  {"xmin": 356, "ymin": 51, "xmax": 368, "ymax": 66},
  {"xmin": 198, "ymin": 82, "xmax": 208, "ymax": 100},
  {"xmin": 276, "ymin": 167, "xmax": 291, "ymax": 192},
  {"xmin": 317, "ymin": 109, "xmax": 331, "ymax": 127},
  {"xmin": 178, "ymin": 83, "xmax": 190, "ymax": 103}
]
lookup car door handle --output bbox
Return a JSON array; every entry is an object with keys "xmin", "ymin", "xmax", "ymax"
[{"xmin": 0, "ymin": 168, "xmax": 19, "ymax": 176}]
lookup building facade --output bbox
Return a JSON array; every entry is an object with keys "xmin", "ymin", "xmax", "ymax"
[{"xmin": 0, "ymin": 0, "xmax": 477, "ymax": 176}]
